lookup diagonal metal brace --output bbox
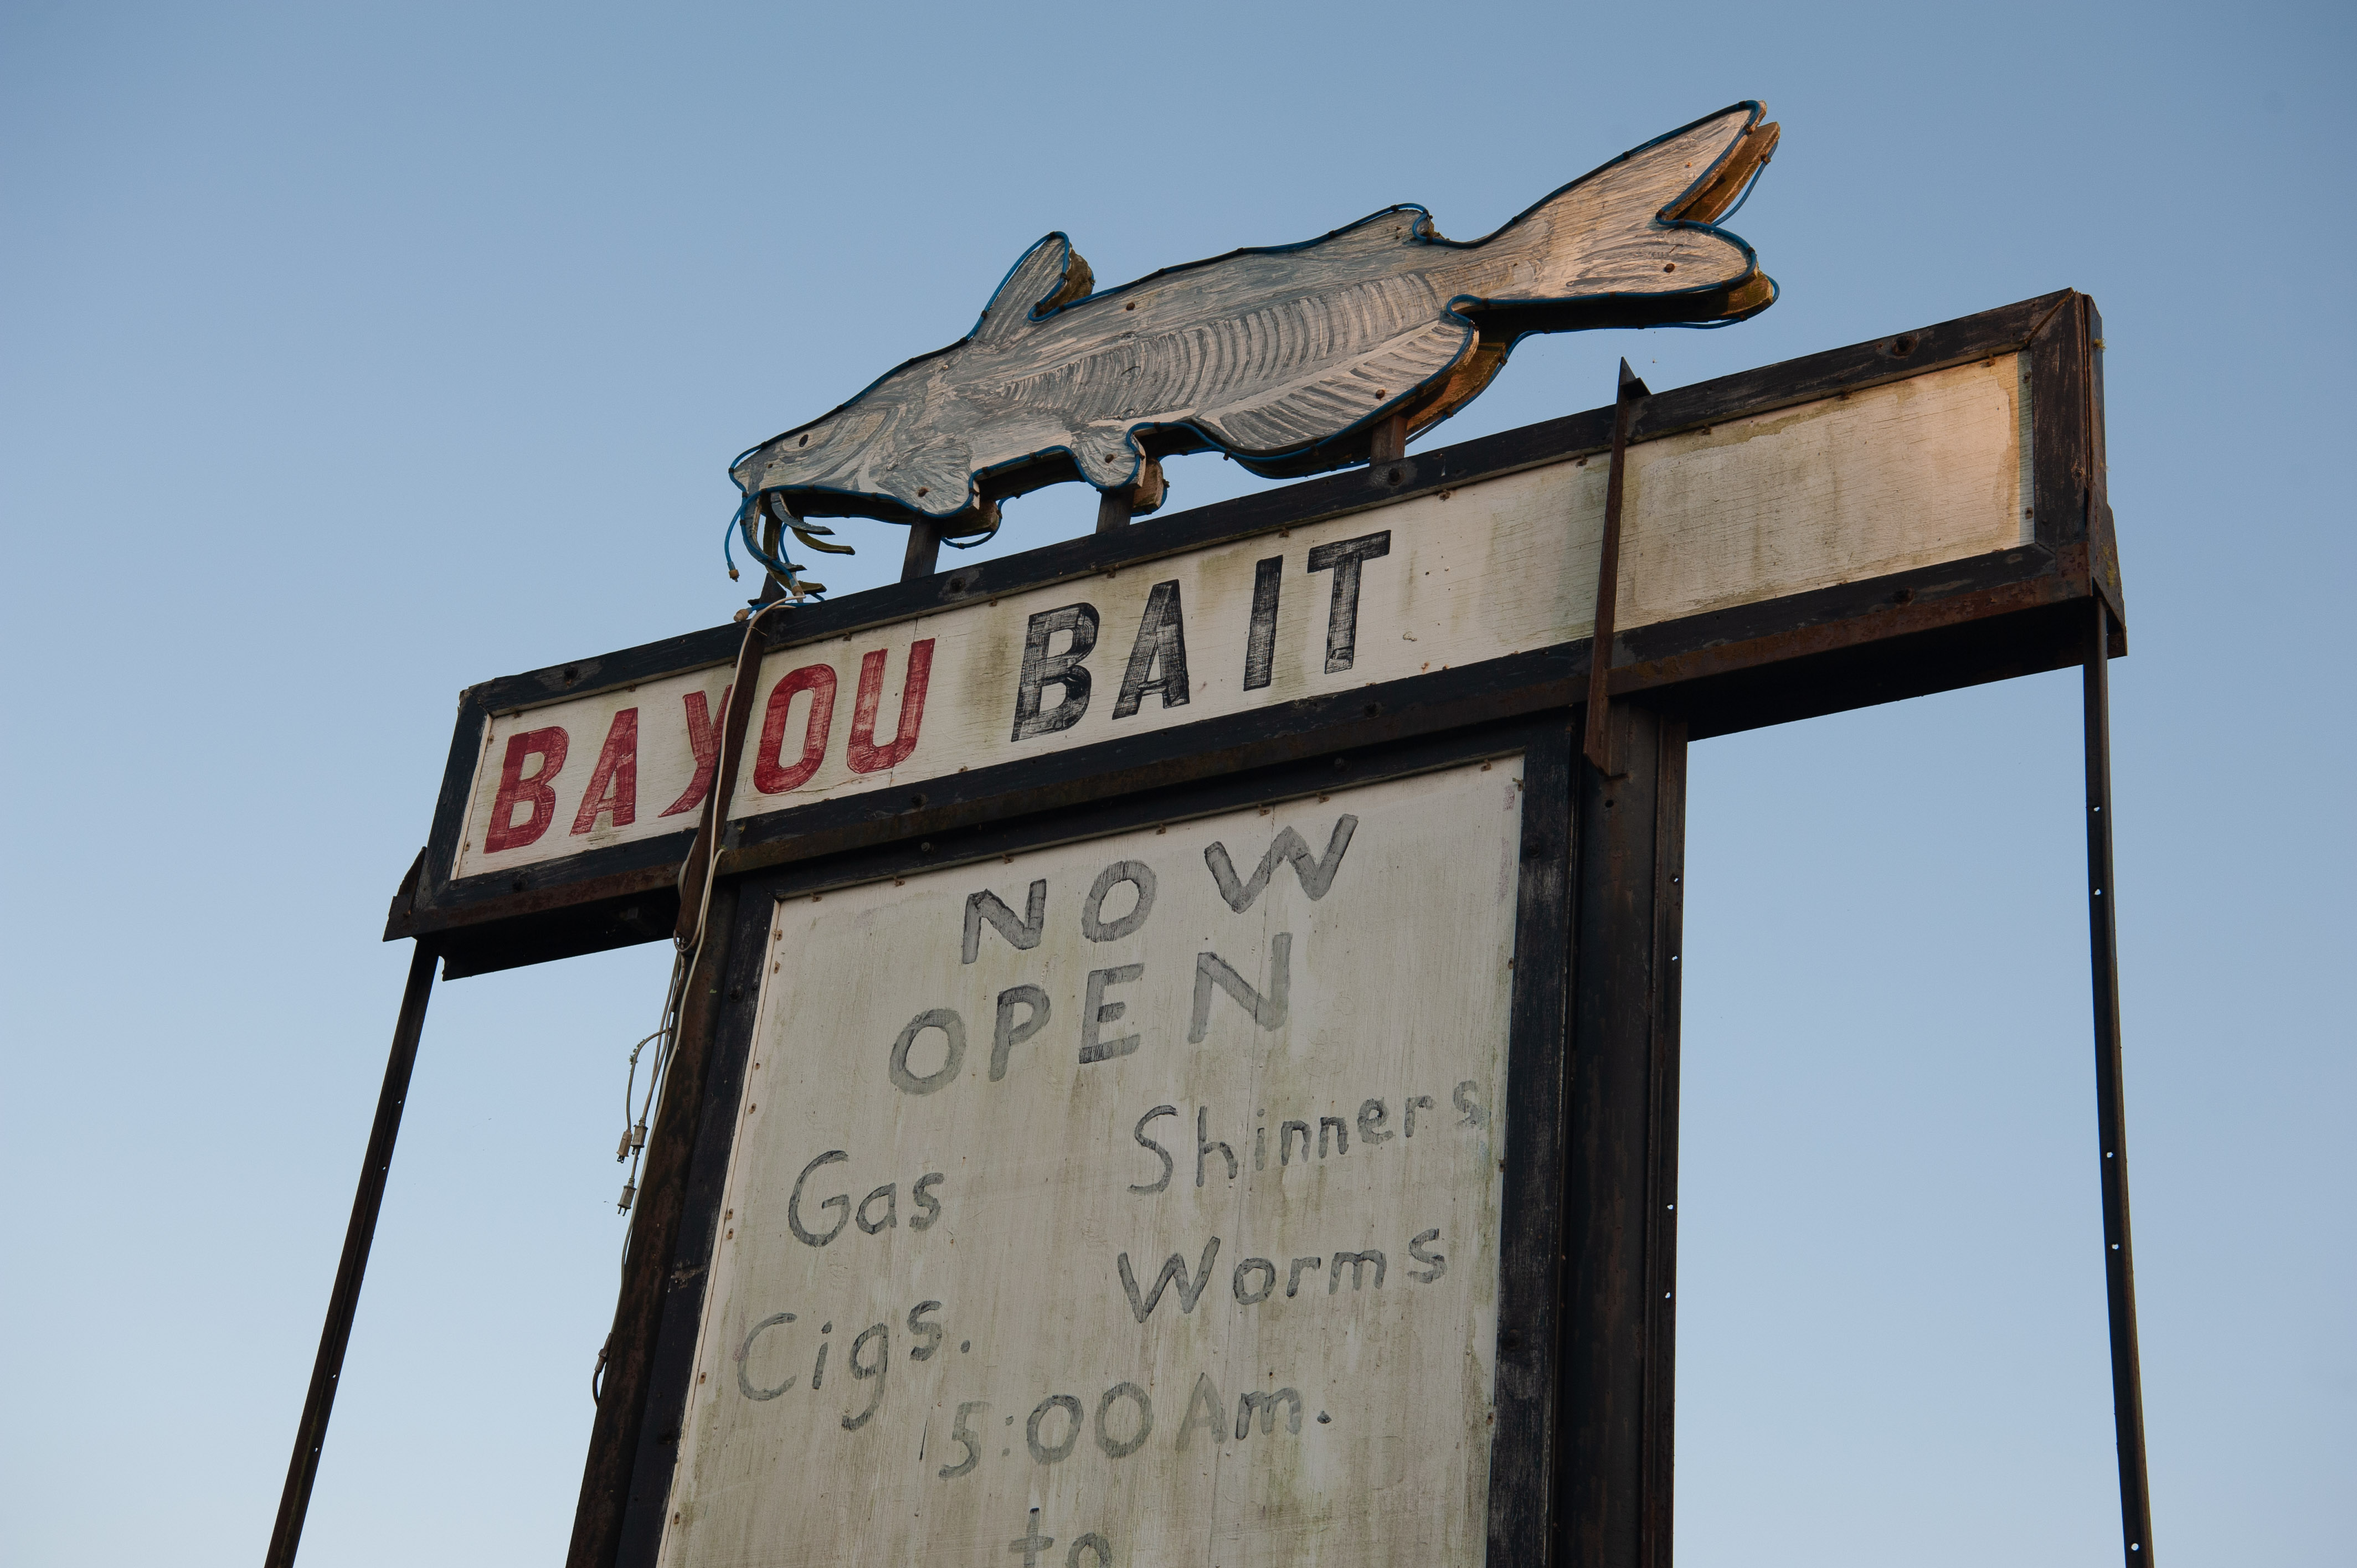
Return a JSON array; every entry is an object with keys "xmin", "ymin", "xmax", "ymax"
[{"xmin": 1583, "ymin": 359, "xmax": 1649, "ymax": 774}]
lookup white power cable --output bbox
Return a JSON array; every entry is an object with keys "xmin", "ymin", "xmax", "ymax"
[{"xmin": 612, "ymin": 598, "xmax": 791, "ymax": 1243}]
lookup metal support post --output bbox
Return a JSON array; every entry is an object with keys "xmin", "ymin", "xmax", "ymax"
[
  {"xmin": 264, "ymin": 941, "xmax": 438, "ymax": 1567},
  {"xmin": 900, "ymin": 518, "xmax": 943, "ymax": 581},
  {"xmin": 1583, "ymin": 362, "xmax": 1648, "ymax": 775},
  {"xmin": 2085, "ymin": 598, "xmax": 2154, "ymax": 1563}
]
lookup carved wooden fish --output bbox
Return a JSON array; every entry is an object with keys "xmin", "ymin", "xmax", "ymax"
[{"xmin": 732, "ymin": 101, "xmax": 1778, "ymax": 564}]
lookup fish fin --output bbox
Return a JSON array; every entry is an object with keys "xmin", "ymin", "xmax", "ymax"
[
  {"xmin": 972, "ymin": 234, "xmax": 1093, "ymax": 345},
  {"xmin": 877, "ymin": 432, "xmax": 974, "ymax": 516},
  {"xmin": 1196, "ymin": 318, "xmax": 1470, "ymax": 457},
  {"xmin": 1068, "ymin": 427, "xmax": 1143, "ymax": 490}
]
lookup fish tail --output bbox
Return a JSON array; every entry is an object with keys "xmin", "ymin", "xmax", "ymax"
[{"xmin": 1465, "ymin": 102, "xmax": 1778, "ymax": 324}]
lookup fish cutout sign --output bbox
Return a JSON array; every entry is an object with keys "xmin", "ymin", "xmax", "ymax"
[{"xmin": 731, "ymin": 101, "xmax": 1779, "ymax": 584}]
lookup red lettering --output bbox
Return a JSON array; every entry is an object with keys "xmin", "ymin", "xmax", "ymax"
[
  {"xmin": 659, "ymin": 685, "xmax": 731, "ymax": 817},
  {"xmin": 846, "ymin": 639, "xmax": 936, "ymax": 775},
  {"xmin": 570, "ymin": 708, "xmax": 640, "ymax": 835},
  {"xmin": 753, "ymin": 664, "xmax": 837, "ymax": 793},
  {"xmin": 484, "ymin": 726, "xmax": 569, "ymax": 853}
]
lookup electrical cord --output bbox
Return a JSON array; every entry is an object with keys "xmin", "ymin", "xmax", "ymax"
[{"xmin": 611, "ymin": 597, "xmax": 790, "ymax": 1242}]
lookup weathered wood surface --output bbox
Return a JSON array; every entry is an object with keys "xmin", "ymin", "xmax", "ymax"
[
  {"xmin": 653, "ymin": 763, "xmax": 1522, "ymax": 1567},
  {"xmin": 730, "ymin": 104, "xmax": 1778, "ymax": 545},
  {"xmin": 455, "ymin": 354, "xmax": 2026, "ymax": 885}
]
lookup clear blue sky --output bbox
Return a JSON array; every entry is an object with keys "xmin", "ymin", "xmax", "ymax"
[{"xmin": 3, "ymin": 2, "xmax": 2348, "ymax": 1564}]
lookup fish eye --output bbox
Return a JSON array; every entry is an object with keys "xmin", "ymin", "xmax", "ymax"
[{"xmin": 798, "ymin": 432, "xmax": 810, "ymax": 447}]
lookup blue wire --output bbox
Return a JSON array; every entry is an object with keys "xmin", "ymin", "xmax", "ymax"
[
  {"xmin": 1716, "ymin": 161, "xmax": 1766, "ymax": 223},
  {"xmin": 721, "ymin": 503, "xmax": 745, "ymax": 576},
  {"xmin": 724, "ymin": 493, "xmax": 823, "ymax": 597}
]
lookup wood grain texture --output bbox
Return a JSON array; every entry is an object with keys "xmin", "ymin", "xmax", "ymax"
[
  {"xmin": 398, "ymin": 291, "xmax": 2107, "ymax": 967},
  {"xmin": 1488, "ymin": 725, "xmax": 1577, "ymax": 1564},
  {"xmin": 456, "ymin": 355, "xmax": 2025, "ymax": 888},
  {"xmin": 1560, "ymin": 705, "xmax": 1685, "ymax": 1568},
  {"xmin": 570, "ymin": 880, "xmax": 742, "ymax": 1568},
  {"xmin": 729, "ymin": 105, "xmax": 1778, "ymax": 538},
  {"xmin": 650, "ymin": 764, "xmax": 1528, "ymax": 1567}
]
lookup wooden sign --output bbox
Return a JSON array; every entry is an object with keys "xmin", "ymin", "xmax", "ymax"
[
  {"xmin": 466, "ymin": 353, "xmax": 2018, "ymax": 884},
  {"xmin": 726, "ymin": 102, "xmax": 1779, "ymax": 556},
  {"xmin": 395, "ymin": 293, "xmax": 2110, "ymax": 978},
  {"xmin": 287, "ymin": 288, "xmax": 2147, "ymax": 1568},
  {"xmin": 661, "ymin": 765, "xmax": 1529, "ymax": 1566}
]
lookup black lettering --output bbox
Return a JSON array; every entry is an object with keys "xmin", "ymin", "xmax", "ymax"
[
  {"xmin": 1243, "ymin": 555, "xmax": 1282, "ymax": 690},
  {"xmin": 1318, "ymin": 1116, "xmax": 1348, "ymax": 1158},
  {"xmin": 1080, "ymin": 860, "xmax": 1156, "ymax": 941},
  {"xmin": 1305, "ymin": 531, "xmax": 1390, "ymax": 672},
  {"xmin": 1188, "ymin": 933, "xmax": 1290, "ymax": 1041},
  {"xmin": 907, "ymin": 1301, "xmax": 945, "ymax": 1360},
  {"xmin": 1356, "ymin": 1098, "xmax": 1393, "ymax": 1143},
  {"xmin": 1409, "ymin": 1227, "xmax": 1447, "ymax": 1284},
  {"xmin": 910, "ymin": 1171, "xmax": 945, "ymax": 1230},
  {"xmin": 1330, "ymin": 1249, "xmax": 1386, "ymax": 1292},
  {"xmin": 890, "ymin": 1009, "xmax": 966, "ymax": 1095},
  {"xmin": 1176, "ymin": 1371, "xmax": 1226, "ymax": 1451},
  {"xmin": 1203, "ymin": 816, "xmax": 1357, "ymax": 911},
  {"xmin": 939, "ymin": 1400, "xmax": 987, "ymax": 1479},
  {"xmin": 1285, "ymin": 1256, "xmax": 1322, "ymax": 1298},
  {"xmin": 788, "ymin": 1151, "xmax": 851, "ymax": 1246},
  {"xmin": 842, "ymin": 1322, "xmax": 889, "ymax": 1430},
  {"xmin": 1129, "ymin": 1105, "xmax": 1177, "ymax": 1194},
  {"xmin": 1010, "ymin": 604, "xmax": 1100, "ymax": 741},
  {"xmin": 1027, "ymin": 1394, "xmax": 1083, "ymax": 1463},
  {"xmin": 1237, "ymin": 1387, "xmax": 1303, "ymax": 1438},
  {"xmin": 991, "ymin": 985, "xmax": 1051, "ymax": 1081},
  {"xmin": 1196, "ymin": 1106, "xmax": 1237, "ymax": 1187},
  {"xmin": 811, "ymin": 1330, "xmax": 828, "ymax": 1390},
  {"xmin": 1112, "ymin": 579, "xmax": 1190, "ymax": 719},
  {"xmin": 734, "ymin": 1312, "xmax": 796, "ymax": 1399},
  {"xmin": 963, "ymin": 880, "xmax": 1046, "ymax": 963},
  {"xmin": 1079, "ymin": 964, "xmax": 1144, "ymax": 1064},
  {"xmin": 1232, "ymin": 1257, "xmax": 1277, "ymax": 1305},
  {"xmin": 1067, "ymin": 1533, "xmax": 1114, "ymax": 1568},
  {"xmin": 1094, "ymin": 1381, "xmax": 1154, "ymax": 1459},
  {"xmin": 1405, "ymin": 1093, "xmax": 1435, "ymax": 1137},
  {"xmin": 856, "ymin": 1182, "xmax": 898, "ymax": 1234},
  {"xmin": 1453, "ymin": 1080, "xmax": 1489, "ymax": 1127},
  {"xmin": 1008, "ymin": 1508, "xmax": 1054, "ymax": 1567},
  {"xmin": 1116, "ymin": 1236, "xmax": 1221, "ymax": 1323},
  {"xmin": 1280, "ymin": 1120, "xmax": 1311, "ymax": 1165}
]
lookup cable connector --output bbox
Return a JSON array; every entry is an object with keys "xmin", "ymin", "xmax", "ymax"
[
  {"xmin": 615, "ymin": 1121, "xmax": 646, "ymax": 1162},
  {"xmin": 617, "ymin": 1179, "xmax": 637, "ymax": 1214}
]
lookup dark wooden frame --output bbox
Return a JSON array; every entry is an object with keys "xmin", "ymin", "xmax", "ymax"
[
  {"xmin": 310, "ymin": 287, "xmax": 2128, "ymax": 1568},
  {"xmin": 391, "ymin": 290, "xmax": 2118, "ymax": 982},
  {"xmin": 571, "ymin": 715, "xmax": 1592, "ymax": 1566}
]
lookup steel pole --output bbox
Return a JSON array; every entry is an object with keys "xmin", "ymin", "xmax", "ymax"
[
  {"xmin": 263, "ymin": 941, "xmax": 438, "ymax": 1567},
  {"xmin": 2083, "ymin": 599, "xmax": 2154, "ymax": 1562}
]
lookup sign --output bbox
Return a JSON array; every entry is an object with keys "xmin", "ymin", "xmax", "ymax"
[
  {"xmin": 331, "ymin": 288, "xmax": 2150, "ymax": 1568},
  {"xmin": 663, "ymin": 764, "xmax": 1524, "ymax": 1566},
  {"xmin": 725, "ymin": 103, "xmax": 1780, "ymax": 548},
  {"xmin": 395, "ymin": 295, "xmax": 2107, "ymax": 978},
  {"xmin": 458, "ymin": 355, "xmax": 2025, "ymax": 885}
]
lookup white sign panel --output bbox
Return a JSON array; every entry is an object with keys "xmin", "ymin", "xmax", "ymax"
[
  {"xmin": 455, "ymin": 354, "xmax": 2028, "ymax": 883},
  {"xmin": 659, "ymin": 759, "xmax": 1526, "ymax": 1567}
]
